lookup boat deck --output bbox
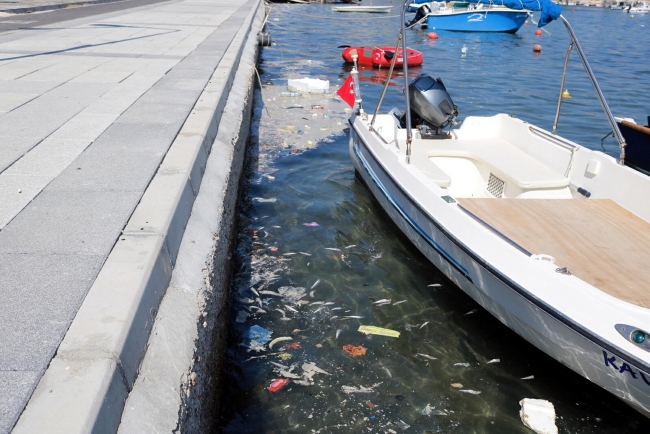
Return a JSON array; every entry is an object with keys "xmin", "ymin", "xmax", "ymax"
[{"xmin": 457, "ymin": 198, "xmax": 650, "ymax": 309}]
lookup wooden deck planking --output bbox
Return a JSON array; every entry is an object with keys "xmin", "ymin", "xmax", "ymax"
[{"xmin": 457, "ymin": 198, "xmax": 650, "ymax": 308}]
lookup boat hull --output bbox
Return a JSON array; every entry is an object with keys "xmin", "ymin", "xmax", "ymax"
[
  {"xmin": 426, "ymin": 9, "xmax": 529, "ymax": 33},
  {"xmin": 348, "ymin": 116, "xmax": 650, "ymax": 417},
  {"xmin": 341, "ymin": 46, "xmax": 424, "ymax": 68}
]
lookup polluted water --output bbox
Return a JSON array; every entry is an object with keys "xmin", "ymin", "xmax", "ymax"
[{"xmin": 217, "ymin": 4, "xmax": 650, "ymax": 434}]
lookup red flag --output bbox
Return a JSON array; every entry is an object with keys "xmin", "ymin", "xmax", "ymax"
[{"xmin": 337, "ymin": 73, "xmax": 356, "ymax": 107}]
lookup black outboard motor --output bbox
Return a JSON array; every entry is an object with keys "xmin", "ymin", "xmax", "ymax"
[
  {"xmin": 401, "ymin": 74, "xmax": 458, "ymax": 138},
  {"xmin": 406, "ymin": 4, "xmax": 431, "ymax": 29}
]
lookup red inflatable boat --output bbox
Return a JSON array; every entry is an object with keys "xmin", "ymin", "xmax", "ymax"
[{"xmin": 341, "ymin": 46, "xmax": 424, "ymax": 68}]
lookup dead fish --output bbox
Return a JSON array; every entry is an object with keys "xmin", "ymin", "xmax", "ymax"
[
  {"xmin": 238, "ymin": 298, "xmax": 255, "ymax": 304},
  {"xmin": 250, "ymin": 306, "xmax": 267, "ymax": 313},
  {"xmin": 283, "ymin": 253, "xmax": 297, "ymax": 256},
  {"xmin": 323, "ymin": 302, "xmax": 335, "ymax": 306},
  {"xmin": 299, "ymin": 252, "xmax": 312, "ymax": 256},
  {"xmin": 285, "ymin": 305, "xmax": 299, "ymax": 313},
  {"xmin": 382, "ymin": 367, "xmax": 392, "ymax": 378},
  {"xmin": 336, "ymin": 329, "xmax": 342, "ymax": 339},
  {"xmin": 274, "ymin": 308, "xmax": 286, "ymax": 318},
  {"xmin": 428, "ymin": 283, "xmax": 441, "ymax": 287},
  {"xmin": 331, "ymin": 307, "xmax": 342, "ymax": 311},
  {"xmin": 454, "ymin": 363, "xmax": 470, "ymax": 367},
  {"xmin": 310, "ymin": 301, "xmax": 324, "ymax": 306},
  {"xmin": 419, "ymin": 321, "xmax": 430, "ymax": 329},
  {"xmin": 416, "ymin": 353, "xmax": 437, "ymax": 361},
  {"xmin": 279, "ymin": 318, "xmax": 292, "ymax": 322},
  {"xmin": 292, "ymin": 380, "xmax": 311, "ymax": 386},
  {"xmin": 330, "ymin": 316, "xmax": 339, "ymax": 321},
  {"xmin": 324, "ymin": 247, "xmax": 342, "ymax": 252},
  {"xmin": 393, "ymin": 300, "xmax": 407, "ymax": 305},
  {"xmin": 521, "ymin": 375, "xmax": 535, "ymax": 380},
  {"xmin": 270, "ymin": 361, "xmax": 289, "ymax": 369},
  {"xmin": 459, "ymin": 389, "xmax": 481, "ymax": 395},
  {"xmin": 250, "ymin": 288, "xmax": 260, "ymax": 297},
  {"xmin": 311, "ymin": 279, "xmax": 321, "ymax": 290},
  {"xmin": 297, "ymin": 300, "xmax": 310, "ymax": 305},
  {"xmin": 313, "ymin": 306, "xmax": 325, "ymax": 313},
  {"xmin": 345, "ymin": 244, "xmax": 357, "ymax": 249},
  {"xmin": 373, "ymin": 299, "xmax": 391, "ymax": 305},
  {"xmin": 464, "ymin": 309, "xmax": 478, "ymax": 315},
  {"xmin": 309, "ymin": 290, "xmax": 316, "ymax": 298},
  {"xmin": 343, "ymin": 316, "xmax": 363, "ymax": 319},
  {"xmin": 260, "ymin": 290, "xmax": 282, "ymax": 297},
  {"xmin": 487, "ymin": 359, "xmax": 500, "ymax": 364}
]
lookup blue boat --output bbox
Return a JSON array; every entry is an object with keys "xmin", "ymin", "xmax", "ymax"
[
  {"xmin": 426, "ymin": 5, "xmax": 529, "ymax": 33},
  {"xmin": 406, "ymin": 0, "xmax": 560, "ymax": 33}
]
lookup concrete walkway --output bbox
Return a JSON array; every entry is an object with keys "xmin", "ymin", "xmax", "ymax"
[{"xmin": 0, "ymin": 0, "xmax": 261, "ymax": 431}]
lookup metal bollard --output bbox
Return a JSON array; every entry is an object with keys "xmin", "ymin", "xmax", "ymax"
[{"xmin": 257, "ymin": 32, "xmax": 271, "ymax": 47}]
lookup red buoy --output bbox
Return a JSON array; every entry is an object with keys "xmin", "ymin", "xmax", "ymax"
[
  {"xmin": 533, "ymin": 44, "xmax": 542, "ymax": 52},
  {"xmin": 535, "ymin": 29, "xmax": 542, "ymax": 36},
  {"xmin": 428, "ymin": 32, "xmax": 438, "ymax": 40},
  {"xmin": 524, "ymin": 20, "xmax": 529, "ymax": 24}
]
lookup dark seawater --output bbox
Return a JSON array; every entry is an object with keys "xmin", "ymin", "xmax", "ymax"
[{"xmin": 217, "ymin": 4, "xmax": 650, "ymax": 433}]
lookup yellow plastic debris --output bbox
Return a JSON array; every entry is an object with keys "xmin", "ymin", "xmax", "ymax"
[
  {"xmin": 561, "ymin": 89, "xmax": 571, "ymax": 99},
  {"xmin": 358, "ymin": 325, "xmax": 400, "ymax": 338}
]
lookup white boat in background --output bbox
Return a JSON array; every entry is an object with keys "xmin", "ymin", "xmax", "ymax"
[
  {"xmin": 332, "ymin": 5, "xmax": 393, "ymax": 13},
  {"xmin": 630, "ymin": 1, "xmax": 650, "ymax": 13},
  {"xmin": 346, "ymin": 0, "xmax": 650, "ymax": 419}
]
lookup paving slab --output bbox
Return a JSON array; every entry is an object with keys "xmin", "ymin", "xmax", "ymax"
[{"xmin": 0, "ymin": 0, "xmax": 262, "ymax": 431}]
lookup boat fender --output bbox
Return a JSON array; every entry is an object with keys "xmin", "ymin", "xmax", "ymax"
[
  {"xmin": 258, "ymin": 32, "xmax": 272, "ymax": 47},
  {"xmin": 577, "ymin": 187, "xmax": 591, "ymax": 198}
]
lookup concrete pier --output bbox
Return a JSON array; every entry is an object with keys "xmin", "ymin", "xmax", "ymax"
[{"xmin": 0, "ymin": 0, "xmax": 263, "ymax": 431}]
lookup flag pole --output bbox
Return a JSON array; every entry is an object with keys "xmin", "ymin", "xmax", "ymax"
[{"xmin": 350, "ymin": 50, "xmax": 363, "ymax": 115}]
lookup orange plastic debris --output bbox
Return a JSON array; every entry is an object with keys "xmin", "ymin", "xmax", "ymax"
[
  {"xmin": 285, "ymin": 342, "xmax": 301, "ymax": 350},
  {"xmin": 366, "ymin": 400, "xmax": 376, "ymax": 408},
  {"xmin": 342, "ymin": 344, "xmax": 367, "ymax": 357}
]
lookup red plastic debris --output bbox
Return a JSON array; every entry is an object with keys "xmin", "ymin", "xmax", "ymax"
[
  {"xmin": 285, "ymin": 342, "xmax": 301, "ymax": 350},
  {"xmin": 267, "ymin": 378, "xmax": 290, "ymax": 392}
]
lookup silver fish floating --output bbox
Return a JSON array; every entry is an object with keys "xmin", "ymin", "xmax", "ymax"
[
  {"xmin": 464, "ymin": 309, "xmax": 478, "ymax": 315},
  {"xmin": 373, "ymin": 299, "xmax": 391, "ymax": 305},
  {"xmin": 521, "ymin": 375, "xmax": 535, "ymax": 380},
  {"xmin": 343, "ymin": 316, "xmax": 363, "ymax": 319},
  {"xmin": 324, "ymin": 247, "xmax": 342, "ymax": 252},
  {"xmin": 336, "ymin": 329, "xmax": 342, "ymax": 339},
  {"xmin": 419, "ymin": 321, "xmax": 430, "ymax": 329},
  {"xmin": 428, "ymin": 283, "xmax": 441, "ymax": 287},
  {"xmin": 330, "ymin": 316, "xmax": 339, "ymax": 321},
  {"xmin": 393, "ymin": 300, "xmax": 407, "ymax": 305},
  {"xmin": 487, "ymin": 359, "xmax": 501, "ymax": 364},
  {"xmin": 311, "ymin": 279, "xmax": 321, "ymax": 290},
  {"xmin": 454, "ymin": 363, "xmax": 470, "ymax": 367},
  {"xmin": 416, "ymin": 353, "xmax": 437, "ymax": 361},
  {"xmin": 459, "ymin": 389, "xmax": 481, "ymax": 395},
  {"xmin": 285, "ymin": 305, "xmax": 299, "ymax": 313}
]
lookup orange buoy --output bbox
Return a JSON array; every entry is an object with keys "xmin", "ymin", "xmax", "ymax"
[
  {"xmin": 428, "ymin": 32, "xmax": 438, "ymax": 40},
  {"xmin": 535, "ymin": 29, "xmax": 542, "ymax": 36},
  {"xmin": 533, "ymin": 44, "xmax": 542, "ymax": 52}
]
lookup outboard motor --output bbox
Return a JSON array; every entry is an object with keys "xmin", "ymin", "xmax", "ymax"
[
  {"xmin": 401, "ymin": 74, "xmax": 457, "ymax": 138},
  {"xmin": 406, "ymin": 4, "xmax": 431, "ymax": 29}
]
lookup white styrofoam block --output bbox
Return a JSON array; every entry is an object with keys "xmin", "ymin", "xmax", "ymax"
[{"xmin": 519, "ymin": 398, "xmax": 558, "ymax": 434}]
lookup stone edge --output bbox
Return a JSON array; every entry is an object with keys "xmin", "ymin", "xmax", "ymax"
[
  {"xmin": 117, "ymin": 4, "xmax": 264, "ymax": 431},
  {"xmin": 1, "ymin": 0, "xmax": 128, "ymax": 14},
  {"xmin": 10, "ymin": 1, "xmax": 263, "ymax": 433}
]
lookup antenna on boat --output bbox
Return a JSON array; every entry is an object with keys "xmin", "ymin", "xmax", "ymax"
[
  {"xmin": 555, "ymin": 15, "xmax": 627, "ymax": 165},
  {"xmin": 401, "ymin": 0, "xmax": 413, "ymax": 164}
]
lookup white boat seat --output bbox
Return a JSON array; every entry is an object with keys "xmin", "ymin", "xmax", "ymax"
[
  {"xmin": 410, "ymin": 157, "xmax": 452, "ymax": 188},
  {"xmin": 428, "ymin": 139, "xmax": 569, "ymax": 189}
]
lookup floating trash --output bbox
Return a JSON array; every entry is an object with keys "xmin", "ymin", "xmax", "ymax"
[
  {"xmin": 451, "ymin": 383, "xmax": 463, "ymax": 388},
  {"xmin": 342, "ymin": 344, "xmax": 367, "ymax": 357},
  {"xmin": 285, "ymin": 342, "xmax": 301, "ymax": 350},
  {"xmin": 519, "ymin": 398, "xmax": 558, "ymax": 434},
  {"xmin": 267, "ymin": 378, "xmax": 290, "ymax": 392},
  {"xmin": 358, "ymin": 325, "xmax": 400, "ymax": 338},
  {"xmin": 269, "ymin": 337, "xmax": 292, "ymax": 349},
  {"xmin": 242, "ymin": 325, "xmax": 272, "ymax": 351}
]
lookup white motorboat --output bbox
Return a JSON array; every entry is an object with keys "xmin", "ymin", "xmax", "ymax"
[
  {"xmin": 347, "ymin": 0, "xmax": 650, "ymax": 418},
  {"xmin": 630, "ymin": 1, "xmax": 650, "ymax": 13},
  {"xmin": 332, "ymin": 5, "xmax": 393, "ymax": 13}
]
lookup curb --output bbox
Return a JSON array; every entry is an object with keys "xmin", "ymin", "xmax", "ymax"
[
  {"xmin": 11, "ymin": 0, "xmax": 263, "ymax": 433},
  {"xmin": 0, "ymin": 0, "xmax": 127, "ymax": 14},
  {"xmin": 117, "ymin": 6, "xmax": 264, "ymax": 432}
]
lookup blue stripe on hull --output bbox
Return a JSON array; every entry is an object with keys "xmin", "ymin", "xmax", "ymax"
[{"xmin": 427, "ymin": 10, "xmax": 528, "ymax": 32}]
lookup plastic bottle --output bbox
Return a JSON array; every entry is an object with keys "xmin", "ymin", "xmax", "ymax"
[{"xmin": 281, "ymin": 91, "xmax": 302, "ymax": 97}]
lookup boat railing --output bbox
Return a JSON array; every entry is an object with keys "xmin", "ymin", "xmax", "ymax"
[{"xmin": 554, "ymin": 15, "xmax": 627, "ymax": 165}]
